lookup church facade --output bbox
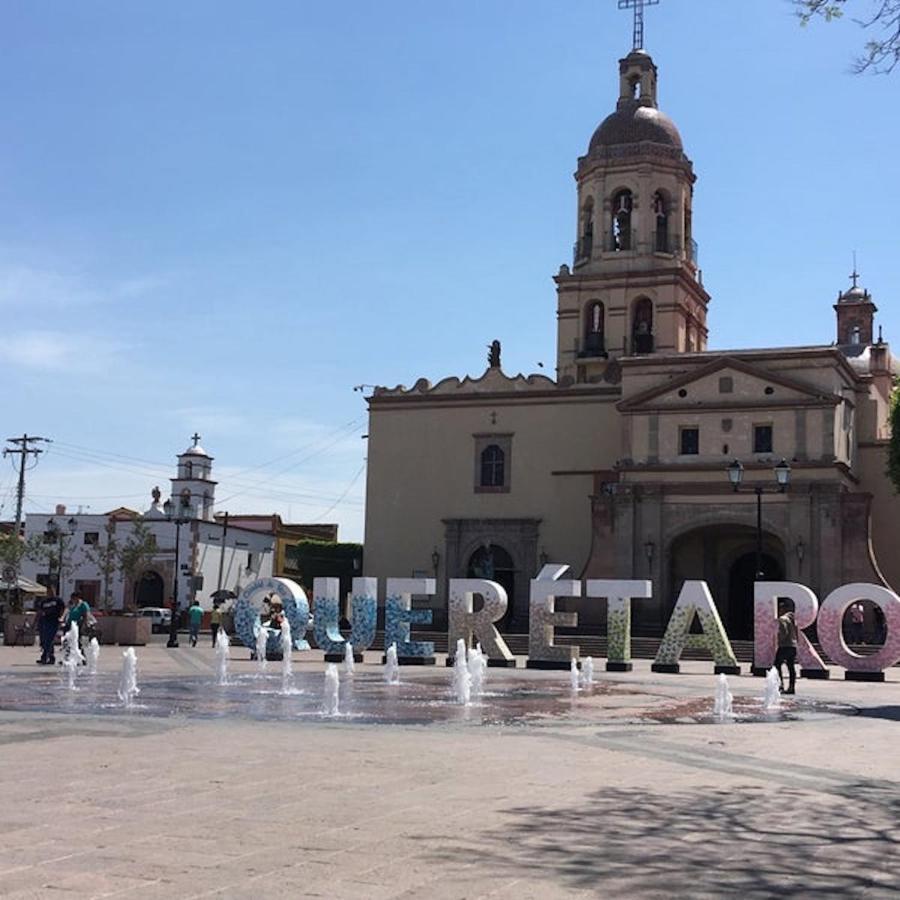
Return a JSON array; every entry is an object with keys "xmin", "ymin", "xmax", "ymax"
[{"xmin": 363, "ymin": 46, "xmax": 900, "ymax": 639}]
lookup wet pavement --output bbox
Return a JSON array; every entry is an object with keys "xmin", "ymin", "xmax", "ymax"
[{"xmin": 0, "ymin": 661, "xmax": 858, "ymax": 727}]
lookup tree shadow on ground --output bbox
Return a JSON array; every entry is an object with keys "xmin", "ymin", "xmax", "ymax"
[
  {"xmin": 857, "ymin": 705, "xmax": 900, "ymax": 722},
  {"xmin": 431, "ymin": 782, "xmax": 900, "ymax": 897}
]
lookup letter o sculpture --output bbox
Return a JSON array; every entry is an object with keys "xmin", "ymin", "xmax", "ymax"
[
  {"xmin": 233, "ymin": 577, "xmax": 311, "ymax": 655},
  {"xmin": 817, "ymin": 583, "xmax": 900, "ymax": 675}
]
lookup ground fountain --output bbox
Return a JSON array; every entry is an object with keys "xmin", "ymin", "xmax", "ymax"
[
  {"xmin": 452, "ymin": 639, "xmax": 472, "ymax": 706},
  {"xmin": 86, "ymin": 636, "xmax": 100, "ymax": 677},
  {"xmin": 467, "ymin": 644, "xmax": 487, "ymax": 697},
  {"xmin": 323, "ymin": 663, "xmax": 340, "ymax": 716},
  {"xmin": 582, "ymin": 656, "xmax": 594, "ymax": 686},
  {"xmin": 59, "ymin": 622, "xmax": 84, "ymax": 690},
  {"xmin": 281, "ymin": 617, "xmax": 294, "ymax": 693},
  {"xmin": 763, "ymin": 668, "xmax": 782, "ymax": 710},
  {"xmin": 215, "ymin": 628, "xmax": 231, "ymax": 686},
  {"xmin": 117, "ymin": 647, "xmax": 139, "ymax": 708},
  {"xmin": 384, "ymin": 643, "xmax": 400, "ymax": 685},
  {"xmin": 713, "ymin": 673, "xmax": 734, "ymax": 719},
  {"xmin": 570, "ymin": 658, "xmax": 581, "ymax": 693},
  {"xmin": 255, "ymin": 625, "xmax": 268, "ymax": 675},
  {"xmin": 343, "ymin": 642, "xmax": 355, "ymax": 677}
]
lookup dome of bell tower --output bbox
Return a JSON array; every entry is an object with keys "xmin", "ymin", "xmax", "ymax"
[{"xmin": 586, "ymin": 50, "xmax": 685, "ymax": 158}]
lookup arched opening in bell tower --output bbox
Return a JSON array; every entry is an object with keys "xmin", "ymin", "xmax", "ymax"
[
  {"xmin": 653, "ymin": 191, "xmax": 669, "ymax": 252},
  {"xmin": 610, "ymin": 190, "xmax": 633, "ymax": 252},
  {"xmin": 632, "ymin": 297, "xmax": 654, "ymax": 354},
  {"xmin": 583, "ymin": 301, "xmax": 606, "ymax": 356}
]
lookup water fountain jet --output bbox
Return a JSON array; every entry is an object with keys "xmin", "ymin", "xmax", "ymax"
[
  {"xmin": 215, "ymin": 628, "xmax": 231, "ymax": 685},
  {"xmin": 281, "ymin": 617, "xmax": 294, "ymax": 693},
  {"xmin": 384, "ymin": 643, "xmax": 400, "ymax": 685},
  {"xmin": 323, "ymin": 663, "xmax": 340, "ymax": 716},
  {"xmin": 570, "ymin": 659, "xmax": 581, "ymax": 693},
  {"xmin": 255, "ymin": 624, "xmax": 269, "ymax": 676},
  {"xmin": 582, "ymin": 656, "xmax": 594, "ymax": 686},
  {"xmin": 763, "ymin": 668, "xmax": 782, "ymax": 710},
  {"xmin": 117, "ymin": 647, "xmax": 139, "ymax": 708},
  {"xmin": 713, "ymin": 673, "xmax": 733, "ymax": 719},
  {"xmin": 452, "ymin": 638, "xmax": 472, "ymax": 706}
]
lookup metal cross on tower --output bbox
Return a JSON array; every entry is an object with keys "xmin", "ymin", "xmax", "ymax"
[
  {"xmin": 191, "ymin": 432, "xmax": 202, "ymax": 447},
  {"xmin": 618, "ymin": 0, "xmax": 660, "ymax": 52}
]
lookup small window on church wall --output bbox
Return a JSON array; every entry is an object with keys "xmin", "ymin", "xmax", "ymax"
[
  {"xmin": 184, "ymin": 460, "xmax": 192, "ymax": 478},
  {"xmin": 753, "ymin": 425, "xmax": 773, "ymax": 454},
  {"xmin": 653, "ymin": 192, "xmax": 669, "ymax": 252},
  {"xmin": 611, "ymin": 191, "xmax": 633, "ymax": 252},
  {"xmin": 480, "ymin": 445, "xmax": 505, "ymax": 488},
  {"xmin": 679, "ymin": 427, "xmax": 699, "ymax": 456}
]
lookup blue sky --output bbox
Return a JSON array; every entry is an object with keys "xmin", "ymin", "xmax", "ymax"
[{"xmin": 2, "ymin": 1, "xmax": 897, "ymax": 542}]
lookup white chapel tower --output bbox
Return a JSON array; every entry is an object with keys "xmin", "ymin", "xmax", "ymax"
[
  {"xmin": 169, "ymin": 433, "xmax": 217, "ymax": 521},
  {"xmin": 555, "ymin": 38, "xmax": 710, "ymax": 383}
]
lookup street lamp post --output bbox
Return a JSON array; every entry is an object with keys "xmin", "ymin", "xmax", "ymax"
[
  {"xmin": 46, "ymin": 516, "xmax": 77, "ymax": 597},
  {"xmin": 163, "ymin": 496, "xmax": 192, "ymax": 649},
  {"xmin": 727, "ymin": 458, "xmax": 791, "ymax": 675}
]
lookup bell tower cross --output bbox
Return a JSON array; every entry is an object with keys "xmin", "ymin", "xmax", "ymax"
[{"xmin": 617, "ymin": 0, "xmax": 661, "ymax": 52}]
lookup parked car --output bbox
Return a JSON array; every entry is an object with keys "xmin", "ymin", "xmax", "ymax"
[{"xmin": 139, "ymin": 607, "xmax": 172, "ymax": 633}]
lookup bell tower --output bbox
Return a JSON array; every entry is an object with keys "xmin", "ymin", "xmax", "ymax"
[{"xmin": 555, "ymin": 41, "xmax": 710, "ymax": 383}]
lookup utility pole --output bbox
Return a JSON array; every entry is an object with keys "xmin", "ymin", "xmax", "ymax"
[
  {"xmin": 216, "ymin": 511, "xmax": 229, "ymax": 596},
  {"xmin": 3, "ymin": 434, "xmax": 49, "ymax": 537}
]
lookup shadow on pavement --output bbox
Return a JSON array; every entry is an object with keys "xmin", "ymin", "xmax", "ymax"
[{"xmin": 431, "ymin": 783, "xmax": 900, "ymax": 896}]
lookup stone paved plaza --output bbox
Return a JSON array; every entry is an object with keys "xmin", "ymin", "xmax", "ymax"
[{"xmin": 0, "ymin": 643, "xmax": 898, "ymax": 899}]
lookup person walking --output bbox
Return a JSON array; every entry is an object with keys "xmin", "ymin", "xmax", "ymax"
[
  {"xmin": 775, "ymin": 600, "xmax": 798, "ymax": 695},
  {"xmin": 36, "ymin": 588, "xmax": 65, "ymax": 665},
  {"xmin": 210, "ymin": 603, "xmax": 222, "ymax": 648},
  {"xmin": 188, "ymin": 600, "xmax": 203, "ymax": 647}
]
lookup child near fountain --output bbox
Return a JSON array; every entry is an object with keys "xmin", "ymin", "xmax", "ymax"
[{"xmin": 775, "ymin": 599, "xmax": 798, "ymax": 695}]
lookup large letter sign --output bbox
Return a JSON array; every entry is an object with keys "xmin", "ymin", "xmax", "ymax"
[
  {"xmin": 447, "ymin": 579, "xmax": 515, "ymax": 667},
  {"xmin": 585, "ymin": 580, "xmax": 651, "ymax": 672},
  {"xmin": 653, "ymin": 581, "xmax": 740, "ymax": 674},
  {"xmin": 233, "ymin": 577, "xmax": 311, "ymax": 655},
  {"xmin": 312, "ymin": 577, "xmax": 377, "ymax": 661},
  {"xmin": 753, "ymin": 582, "xmax": 827, "ymax": 678},
  {"xmin": 527, "ymin": 564, "xmax": 581, "ymax": 670},
  {"xmin": 817, "ymin": 583, "xmax": 900, "ymax": 681},
  {"xmin": 384, "ymin": 577, "xmax": 436, "ymax": 664}
]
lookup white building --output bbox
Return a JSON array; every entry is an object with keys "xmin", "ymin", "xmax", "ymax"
[{"xmin": 21, "ymin": 436, "xmax": 274, "ymax": 610}]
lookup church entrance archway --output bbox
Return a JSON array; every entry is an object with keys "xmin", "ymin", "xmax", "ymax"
[
  {"xmin": 135, "ymin": 570, "xmax": 164, "ymax": 608},
  {"xmin": 727, "ymin": 551, "xmax": 783, "ymax": 641},
  {"xmin": 667, "ymin": 525, "xmax": 785, "ymax": 641},
  {"xmin": 467, "ymin": 544, "xmax": 515, "ymax": 629}
]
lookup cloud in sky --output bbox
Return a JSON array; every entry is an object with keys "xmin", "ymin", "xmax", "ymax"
[
  {"xmin": 0, "ymin": 259, "xmax": 165, "ymax": 310},
  {"xmin": 6, "ymin": 329, "xmax": 127, "ymax": 373}
]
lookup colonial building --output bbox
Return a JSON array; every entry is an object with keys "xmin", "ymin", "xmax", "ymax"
[
  {"xmin": 21, "ymin": 436, "xmax": 276, "ymax": 610},
  {"xmin": 363, "ymin": 42, "xmax": 900, "ymax": 639}
]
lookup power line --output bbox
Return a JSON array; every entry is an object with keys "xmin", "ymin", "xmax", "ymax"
[{"xmin": 315, "ymin": 461, "xmax": 367, "ymax": 520}]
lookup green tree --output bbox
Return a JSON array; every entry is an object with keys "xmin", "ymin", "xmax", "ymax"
[
  {"xmin": 117, "ymin": 519, "xmax": 158, "ymax": 610},
  {"xmin": 887, "ymin": 380, "xmax": 900, "ymax": 492},
  {"xmin": 83, "ymin": 519, "xmax": 120, "ymax": 611},
  {"xmin": 795, "ymin": 1, "xmax": 900, "ymax": 72}
]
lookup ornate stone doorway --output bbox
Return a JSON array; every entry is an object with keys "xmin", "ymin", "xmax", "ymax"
[
  {"xmin": 467, "ymin": 544, "xmax": 515, "ymax": 629},
  {"xmin": 443, "ymin": 518, "xmax": 540, "ymax": 631}
]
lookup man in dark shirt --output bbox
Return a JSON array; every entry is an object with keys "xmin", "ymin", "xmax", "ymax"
[{"xmin": 36, "ymin": 589, "xmax": 65, "ymax": 665}]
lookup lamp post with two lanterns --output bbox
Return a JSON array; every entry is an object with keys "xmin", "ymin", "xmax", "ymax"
[
  {"xmin": 162, "ymin": 495, "xmax": 192, "ymax": 649},
  {"xmin": 727, "ymin": 458, "xmax": 792, "ymax": 676}
]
